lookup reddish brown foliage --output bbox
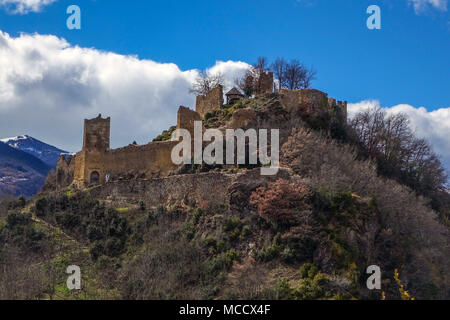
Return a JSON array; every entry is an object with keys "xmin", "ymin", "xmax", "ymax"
[{"xmin": 250, "ymin": 179, "xmax": 312, "ymax": 224}]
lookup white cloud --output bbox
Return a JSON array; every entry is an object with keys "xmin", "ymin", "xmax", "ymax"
[
  {"xmin": 0, "ymin": 30, "xmax": 249, "ymax": 151},
  {"xmin": 408, "ymin": 0, "xmax": 448, "ymax": 14},
  {"xmin": 0, "ymin": 0, "xmax": 57, "ymax": 14},
  {"xmin": 349, "ymin": 100, "xmax": 450, "ymax": 173},
  {"xmin": 207, "ymin": 60, "xmax": 250, "ymax": 93}
]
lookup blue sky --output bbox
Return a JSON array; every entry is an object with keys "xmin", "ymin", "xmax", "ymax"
[
  {"xmin": 0, "ymin": 0, "xmax": 449, "ymax": 167},
  {"xmin": 1, "ymin": 0, "xmax": 449, "ymax": 109}
]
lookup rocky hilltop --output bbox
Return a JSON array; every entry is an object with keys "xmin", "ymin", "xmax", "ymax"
[{"xmin": 0, "ymin": 88, "xmax": 448, "ymax": 300}]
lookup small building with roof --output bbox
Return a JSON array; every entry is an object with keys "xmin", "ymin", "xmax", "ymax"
[{"xmin": 225, "ymin": 87, "xmax": 244, "ymax": 105}]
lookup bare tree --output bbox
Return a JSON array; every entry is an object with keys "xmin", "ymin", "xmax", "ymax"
[
  {"xmin": 250, "ymin": 57, "xmax": 271, "ymax": 94},
  {"xmin": 280, "ymin": 126, "xmax": 450, "ymax": 299},
  {"xmin": 350, "ymin": 106, "xmax": 448, "ymax": 195},
  {"xmin": 190, "ymin": 71, "xmax": 224, "ymax": 96},
  {"xmin": 253, "ymin": 56, "xmax": 269, "ymax": 73},
  {"xmin": 237, "ymin": 56, "xmax": 316, "ymax": 95},
  {"xmin": 284, "ymin": 60, "xmax": 316, "ymax": 90},
  {"xmin": 271, "ymin": 57, "xmax": 287, "ymax": 91},
  {"xmin": 235, "ymin": 69, "xmax": 256, "ymax": 97}
]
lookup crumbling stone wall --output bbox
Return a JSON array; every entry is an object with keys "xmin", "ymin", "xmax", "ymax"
[
  {"xmin": 61, "ymin": 107, "xmax": 202, "ymax": 188},
  {"xmin": 56, "ymin": 154, "xmax": 75, "ymax": 189},
  {"xmin": 103, "ymin": 141, "xmax": 179, "ymax": 181},
  {"xmin": 279, "ymin": 89, "xmax": 347, "ymax": 121},
  {"xmin": 195, "ymin": 85, "xmax": 224, "ymax": 118},
  {"xmin": 73, "ymin": 150, "xmax": 86, "ymax": 186},
  {"xmin": 256, "ymin": 71, "xmax": 274, "ymax": 95},
  {"xmin": 177, "ymin": 106, "xmax": 201, "ymax": 138},
  {"xmin": 91, "ymin": 168, "xmax": 294, "ymax": 210},
  {"xmin": 70, "ymin": 140, "xmax": 179, "ymax": 189},
  {"xmin": 279, "ymin": 89, "xmax": 327, "ymax": 115},
  {"xmin": 328, "ymin": 98, "xmax": 348, "ymax": 122}
]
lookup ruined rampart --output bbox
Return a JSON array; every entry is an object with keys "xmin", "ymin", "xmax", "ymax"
[{"xmin": 195, "ymin": 85, "xmax": 224, "ymax": 118}]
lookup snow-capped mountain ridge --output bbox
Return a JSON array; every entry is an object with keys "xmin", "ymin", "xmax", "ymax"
[
  {"xmin": 1, "ymin": 135, "xmax": 31, "ymax": 145},
  {"xmin": 0, "ymin": 135, "xmax": 68, "ymax": 167}
]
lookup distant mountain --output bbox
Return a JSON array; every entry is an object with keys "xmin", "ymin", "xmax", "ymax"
[
  {"xmin": 0, "ymin": 135, "xmax": 68, "ymax": 167},
  {"xmin": 0, "ymin": 141, "xmax": 51, "ymax": 199}
]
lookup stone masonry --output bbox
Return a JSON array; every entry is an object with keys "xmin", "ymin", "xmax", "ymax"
[{"xmin": 195, "ymin": 85, "xmax": 224, "ymax": 118}]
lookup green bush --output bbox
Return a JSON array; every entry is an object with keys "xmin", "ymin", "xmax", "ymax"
[
  {"xmin": 223, "ymin": 216, "xmax": 244, "ymax": 240},
  {"xmin": 105, "ymin": 238, "xmax": 125, "ymax": 257},
  {"xmin": 274, "ymin": 279, "xmax": 294, "ymax": 300},
  {"xmin": 183, "ymin": 221, "xmax": 196, "ymax": 240},
  {"xmin": 90, "ymin": 241, "xmax": 105, "ymax": 261},
  {"xmin": 6, "ymin": 211, "xmax": 32, "ymax": 228},
  {"xmin": 294, "ymin": 273, "xmax": 330, "ymax": 300},
  {"xmin": 2, "ymin": 212, "xmax": 44, "ymax": 253},
  {"xmin": 300, "ymin": 263, "xmax": 319, "ymax": 279},
  {"xmin": 255, "ymin": 244, "xmax": 281, "ymax": 262},
  {"xmin": 206, "ymin": 249, "xmax": 241, "ymax": 273},
  {"xmin": 139, "ymin": 201, "xmax": 146, "ymax": 211},
  {"xmin": 33, "ymin": 192, "xmax": 131, "ymax": 259},
  {"xmin": 153, "ymin": 126, "xmax": 176, "ymax": 142},
  {"xmin": 87, "ymin": 225, "xmax": 103, "ymax": 241},
  {"xmin": 8, "ymin": 196, "xmax": 26, "ymax": 210}
]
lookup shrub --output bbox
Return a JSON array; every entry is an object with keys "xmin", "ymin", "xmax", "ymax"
[
  {"xmin": 254, "ymin": 243, "xmax": 281, "ymax": 262},
  {"xmin": 153, "ymin": 126, "xmax": 176, "ymax": 142},
  {"xmin": 2, "ymin": 212, "xmax": 44, "ymax": 253},
  {"xmin": 295, "ymin": 277, "xmax": 327, "ymax": 300},
  {"xmin": 207, "ymin": 249, "xmax": 241, "ymax": 273},
  {"xmin": 105, "ymin": 238, "xmax": 125, "ymax": 257},
  {"xmin": 34, "ymin": 197, "xmax": 48, "ymax": 217},
  {"xmin": 87, "ymin": 225, "xmax": 103, "ymax": 241},
  {"xmin": 300, "ymin": 263, "xmax": 319, "ymax": 279},
  {"xmin": 90, "ymin": 242, "xmax": 104, "ymax": 261},
  {"xmin": 274, "ymin": 279, "xmax": 294, "ymax": 300},
  {"xmin": 223, "ymin": 216, "xmax": 246, "ymax": 240},
  {"xmin": 223, "ymin": 216, "xmax": 242, "ymax": 232},
  {"xmin": 254, "ymin": 234, "xmax": 282, "ymax": 262},
  {"xmin": 8, "ymin": 196, "xmax": 26, "ymax": 210},
  {"xmin": 6, "ymin": 212, "xmax": 32, "ymax": 228},
  {"xmin": 250, "ymin": 179, "xmax": 312, "ymax": 226}
]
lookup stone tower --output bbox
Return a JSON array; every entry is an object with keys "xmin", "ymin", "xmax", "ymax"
[
  {"xmin": 73, "ymin": 114, "xmax": 111, "ymax": 187},
  {"xmin": 83, "ymin": 114, "xmax": 110, "ymax": 152}
]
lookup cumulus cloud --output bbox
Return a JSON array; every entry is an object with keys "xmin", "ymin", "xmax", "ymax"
[
  {"xmin": 0, "ymin": 0, "xmax": 57, "ymax": 14},
  {"xmin": 348, "ymin": 100, "xmax": 450, "ymax": 173},
  {"xmin": 0, "ymin": 30, "xmax": 249, "ymax": 151},
  {"xmin": 408, "ymin": 0, "xmax": 448, "ymax": 14}
]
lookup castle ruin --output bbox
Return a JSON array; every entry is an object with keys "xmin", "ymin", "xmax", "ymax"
[
  {"xmin": 195, "ymin": 85, "xmax": 224, "ymax": 118},
  {"xmin": 58, "ymin": 114, "xmax": 181, "ymax": 188},
  {"xmin": 256, "ymin": 71, "xmax": 274, "ymax": 94},
  {"xmin": 56, "ymin": 86, "xmax": 347, "ymax": 190}
]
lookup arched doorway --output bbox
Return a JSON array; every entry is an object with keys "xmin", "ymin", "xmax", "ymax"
[{"xmin": 90, "ymin": 171, "xmax": 100, "ymax": 185}]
